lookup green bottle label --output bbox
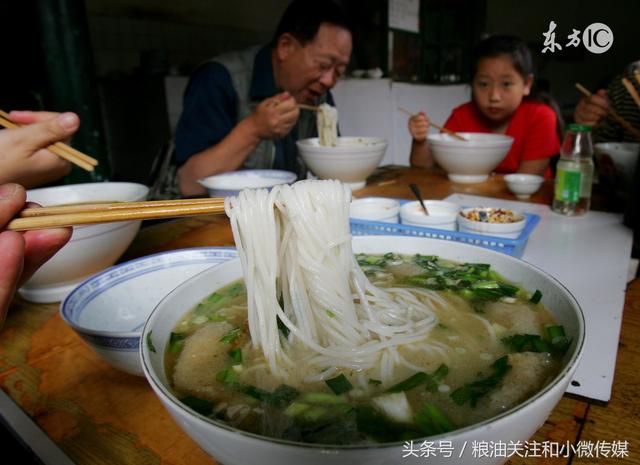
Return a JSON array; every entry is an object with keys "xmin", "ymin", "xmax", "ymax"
[{"xmin": 555, "ymin": 169, "xmax": 582, "ymax": 202}]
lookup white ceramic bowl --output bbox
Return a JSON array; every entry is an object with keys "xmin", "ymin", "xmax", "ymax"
[
  {"xmin": 400, "ymin": 200, "xmax": 460, "ymax": 230},
  {"xmin": 19, "ymin": 182, "xmax": 149, "ymax": 303},
  {"xmin": 428, "ymin": 133, "xmax": 513, "ymax": 184},
  {"xmin": 350, "ymin": 197, "xmax": 400, "ymax": 223},
  {"xmin": 503, "ymin": 174, "xmax": 544, "ymax": 200},
  {"xmin": 594, "ymin": 142, "xmax": 640, "ymax": 196},
  {"xmin": 141, "ymin": 236, "xmax": 584, "ymax": 465},
  {"xmin": 296, "ymin": 137, "xmax": 387, "ymax": 190},
  {"xmin": 198, "ymin": 170, "xmax": 297, "ymax": 197},
  {"xmin": 60, "ymin": 247, "xmax": 237, "ymax": 376},
  {"xmin": 458, "ymin": 207, "xmax": 526, "ymax": 239}
]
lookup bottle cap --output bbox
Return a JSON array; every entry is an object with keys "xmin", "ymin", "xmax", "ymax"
[{"xmin": 567, "ymin": 123, "xmax": 592, "ymax": 132}]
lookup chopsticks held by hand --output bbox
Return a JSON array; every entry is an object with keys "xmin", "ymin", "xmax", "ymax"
[
  {"xmin": 299, "ymin": 104, "xmax": 319, "ymax": 112},
  {"xmin": 7, "ymin": 198, "xmax": 226, "ymax": 231},
  {"xmin": 575, "ymin": 83, "xmax": 640, "ymax": 142},
  {"xmin": 397, "ymin": 107, "xmax": 467, "ymax": 141},
  {"xmin": 0, "ymin": 109, "xmax": 98, "ymax": 172},
  {"xmin": 622, "ymin": 78, "xmax": 640, "ymax": 112}
]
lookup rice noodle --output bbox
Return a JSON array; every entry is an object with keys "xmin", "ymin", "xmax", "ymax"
[
  {"xmin": 317, "ymin": 103, "xmax": 338, "ymax": 146},
  {"xmin": 225, "ymin": 180, "xmax": 440, "ymax": 385}
]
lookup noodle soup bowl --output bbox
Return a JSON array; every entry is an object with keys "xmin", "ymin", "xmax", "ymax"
[
  {"xmin": 428, "ymin": 133, "xmax": 513, "ymax": 184},
  {"xmin": 141, "ymin": 236, "xmax": 584, "ymax": 465},
  {"xmin": 296, "ymin": 137, "xmax": 387, "ymax": 190}
]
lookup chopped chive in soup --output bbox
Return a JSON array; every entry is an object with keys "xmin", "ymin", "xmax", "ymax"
[{"xmin": 166, "ymin": 253, "xmax": 566, "ymax": 445}]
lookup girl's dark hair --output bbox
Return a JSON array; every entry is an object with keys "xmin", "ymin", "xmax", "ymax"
[
  {"xmin": 471, "ymin": 35, "xmax": 533, "ymax": 80},
  {"xmin": 471, "ymin": 34, "xmax": 565, "ymax": 144},
  {"xmin": 271, "ymin": 0, "xmax": 352, "ymax": 47}
]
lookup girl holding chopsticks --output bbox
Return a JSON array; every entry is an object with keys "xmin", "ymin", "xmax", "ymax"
[{"xmin": 408, "ymin": 35, "xmax": 561, "ymax": 177}]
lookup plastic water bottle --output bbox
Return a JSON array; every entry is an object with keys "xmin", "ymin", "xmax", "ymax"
[{"xmin": 552, "ymin": 124, "xmax": 595, "ymax": 216}]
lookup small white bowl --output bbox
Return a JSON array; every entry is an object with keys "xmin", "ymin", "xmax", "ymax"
[
  {"xmin": 350, "ymin": 197, "xmax": 400, "ymax": 223},
  {"xmin": 458, "ymin": 207, "xmax": 526, "ymax": 239},
  {"xmin": 296, "ymin": 137, "xmax": 388, "ymax": 190},
  {"xmin": 428, "ymin": 133, "xmax": 513, "ymax": 183},
  {"xmin": 504, "ymin": 174, "xmax": 545, "ymax": 200},
  {"xmin": 60, "ymin": 247, "xmax": 238, "ymax": 376},
  {"xmin": 19, "ymin": 182, "xmax": 149, "ymax": 303},
  {"xmin": 198, "ymin": 170, "xmax": 297, "ymax": 197},
  {"xmin": 400, "ymin": 200, "xmax": 460, "ymax": 230}
]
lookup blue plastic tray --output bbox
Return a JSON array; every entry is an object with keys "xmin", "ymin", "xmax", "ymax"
[{"xmin": 349, "ymin": 202, "xmax": 540, "ymax": 258}]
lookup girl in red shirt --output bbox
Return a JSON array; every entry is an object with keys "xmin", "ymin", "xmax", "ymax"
[{"xmin": 409, "ymin": 35, "xmax": 561, "ymax": 176}]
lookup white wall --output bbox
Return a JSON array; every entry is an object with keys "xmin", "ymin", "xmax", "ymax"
[
  {"xmin": 165, "ymin": 76, "xmax": 470, "ymax": 166},
  {"xmin": 332, "ymin": 79, "xmax": 470, "ymax": 166}
]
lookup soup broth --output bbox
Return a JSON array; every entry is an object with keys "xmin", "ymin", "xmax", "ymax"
[{"xmin": 166, "ymin": 253, "xmax": 567, "ymax": 445}]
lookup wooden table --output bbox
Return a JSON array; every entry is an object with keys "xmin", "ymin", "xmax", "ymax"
[{"xmin": 0, "ymin": 167, "xmax": 636, "ymax": 464}]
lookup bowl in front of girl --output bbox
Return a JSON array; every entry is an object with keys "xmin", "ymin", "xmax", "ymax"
[
  {"xmin": 19, "ymin": 182, "xmax": 149, "ymax": 303},
  {"xmin": 198, "ymin": 169, "xmax": 297, "ymax": 197},
  {"xmin": 61, "ymin": 247, "xmax": 237, "ymax": 376},
  {"xmin": 428, "ymin": 133, "xmax": 513, "ymax": 184},
  {"xmin": 296, "ymin": 137, "xmax": 387, "ymax": 190},
  {"xmin": 141, "ymin": 235, "xmax": 584, "ymax": 465}
]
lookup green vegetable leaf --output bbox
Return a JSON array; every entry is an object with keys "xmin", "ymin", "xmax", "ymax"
[
  {"xmin": 414, "ymin": 403, "xmax": 455, "ymax": 435},
  {"xmin": 325, "ymin": 374, "xmax": 353, "ymax": 395},
  {"xmin": 530, "ymin": 289, "xmax": 543, "ymax": 304},
  {"xmin": 450, "ymin": 356, "xmax": 511, "ymax": 407},
  {"xmin": 216, "ymin": 367, "xmax": 237, "ymax": 384},
  {"xmin": 181, "ymin": 396, "xmax": 214, "ymax": 416},
  {"xmin": 228, "ymin": 348, "xmax": 242, "ymax": 364},
  {"xmin": 220, "ymin": 328, "xmax": 241, "ymax": 344},
  {"xmin": 146, "ymin": 331, "xmax": 156, "ymax": 353},
  {"xmin": 169, "ymin": 332, "xmax": 187, "ymax": 354}
]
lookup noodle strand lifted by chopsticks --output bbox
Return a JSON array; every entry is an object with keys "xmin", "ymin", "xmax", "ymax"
[{"xmin": 225, "ymin": 180, "xmax": 440, "ymax": 385}]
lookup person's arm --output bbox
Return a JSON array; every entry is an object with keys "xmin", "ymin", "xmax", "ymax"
[
  {"xmin": 0, "ymin": 183, "xmax": 71, "ymax": 327},
  {"xmin": 517, "ymin": 104, "xmax": 560, "ymax": 176},
  {"xmin": 517, "ymin": 158, "xmax": 550, "ymax": 176},
  {"xmin": 0, "ymin": 111, "xmax": 78, "ymax": 188},
  {"xmin": 574, "ymin": 89, "xmax": 609, "ymax": 126},
  {"xmin": 408, "ymin": 112, "xmax": 435, "ymax": 168},
  {"xmin": 177, "ymin": 92, "xmax": 299, "ymax": 196}
]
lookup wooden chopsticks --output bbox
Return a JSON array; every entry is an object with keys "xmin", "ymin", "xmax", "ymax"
[
  {"xmin": 7, "ymin": 198, "xmax": 226, "ymax": 231},
  {"xmin": 575, "ymin": 83, "xmax": 640, "ymax": 142},
  {"xmin": 0, "ymin": 109, "xmax": 99, "ymax": 172},
  {"xmin": 397, "ymin": 107, "xmax": 467, "ymax": 141},
  {"xmin": 299, "ymin": 104, "xmax": 319, "ymax": 112},
  {"xmin": 622, "ymin": 78, "xmax": 640, "ymax": 112}
]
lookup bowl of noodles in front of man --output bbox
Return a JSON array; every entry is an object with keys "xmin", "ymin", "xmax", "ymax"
[{"xmin": 141, "ymin": 180, "xmax": 584, "ymax": 465}]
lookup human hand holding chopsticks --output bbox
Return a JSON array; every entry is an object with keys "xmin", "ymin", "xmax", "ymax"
[
  {"xmin": 574, "ymin": 88, "xmax": 610, "ymax": 126},
  {"xmin": 0, "ymin": 183, "xmax": 71, "ymax": 325},
  {"xmin": 0, "ymin": 111, "xmax": 87, "ymax": 188}
]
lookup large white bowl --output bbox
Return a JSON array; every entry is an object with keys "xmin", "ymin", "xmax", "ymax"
[
  {"xmin": 296, "ymin": 137, "xmax": 387, "ymax": 190},
  {"xmin": 19, "ymin": 182, "xmax": 149, "ymax": 303},
  {"xmin": 198, "ymin": 170, "xmax": 297, "ymax": 197},
  {"xmin": 594, "ymin": 142, "xmax": 640, "ymax": 198},
  {"xmin": 428, "ymin": 133, "xmax": 513, "ymax": 184},
  {"xmin": 60, "ymin": 247, "xmax": 237, "ymax": 376},
  {"xmin": 141, "ymin": 236, "xmax": 584, "ymax": 465}
]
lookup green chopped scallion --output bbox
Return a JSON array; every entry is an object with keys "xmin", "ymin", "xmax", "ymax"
[{"xmin": 325, "ymin": 374, "xmax": 353, "ymax": 395}]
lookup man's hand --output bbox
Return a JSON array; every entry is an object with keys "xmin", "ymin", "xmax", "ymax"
[
  {"xmin": 574, "ymin": 89, "xmax": 609, "ymax": 126},
  {"xmin": 249, "ymin": 92, "xmax": 300, "ymax": 140}
]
